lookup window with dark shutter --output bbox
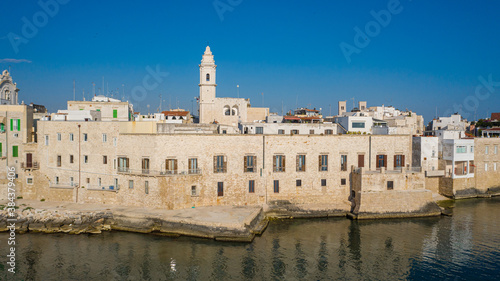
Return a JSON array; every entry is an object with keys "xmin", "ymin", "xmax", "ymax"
[
  {"xmin": 217, "ymin": 182, "xmax": 224, "ymax": 196},
  {"xmin": 376, "ymin": 154, "xmax": 387, "ymax": 169},
  {"xmin": 297, "ymin": 155, "xmax": 306, "ymax": 172},
  {"xmin": 358, "ymin": 154, "xmax": 364, "ymax": 168},
  {"xmin": 214, "ymin": 155, "xmax": 226, "ymax": 173},
  {"xmin": 249, "ymin": 180, "xmax": 255, "ymax": 193},
  {"xmin": 341, "ymin": 155, "xmax": 347, "ymax": 171},
  {"xmin": 319, "ymin": 155, "xmax": 328, "ymax": 171},
  {"xmin": 387, "ymin": 181, "xmax": 394, "ymax": 190}
]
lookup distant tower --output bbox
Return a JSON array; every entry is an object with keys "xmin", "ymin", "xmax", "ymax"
[
  {"xmin": 199, "ymin": 46, "xmax": 217, "ymax": 124},
  {"xmin": 0, "ymin": 70, "xmax": 19, "ymax": 105},
  {"xmin": 338, "ymin": 101, "xmax": 347, "ymax": 116},
  {"xmin": 358, "ymin": 101, "xmax": 367, "ymax": 111}
]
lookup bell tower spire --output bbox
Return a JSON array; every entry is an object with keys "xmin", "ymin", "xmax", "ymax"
[{"xmin": 199, "ymin": 45, "xmax": 217, "ymax": 124}]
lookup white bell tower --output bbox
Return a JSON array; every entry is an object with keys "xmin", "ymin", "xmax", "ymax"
[{"xmin": 199, "ymin": 46, "xmax": 217, "ymax": 124}]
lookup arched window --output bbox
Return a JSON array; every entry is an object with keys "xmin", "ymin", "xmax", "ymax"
[
  {"xmin": 223, "ymin": 105, "xmax": 231, "ymax": 116},
  {"xmin": 206, "ymin": 73, "xmax": 210, "ymax": 82},
  {"xmin": 231, "ymin": 105, "xmax": 238, "ymax": 116}
]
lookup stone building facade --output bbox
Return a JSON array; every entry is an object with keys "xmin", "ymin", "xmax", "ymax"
[{"xmin": 21, "ymin": 121, "xmax": 420, "ymax": 213}]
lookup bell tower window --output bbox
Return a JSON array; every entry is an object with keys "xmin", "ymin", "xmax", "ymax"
[{"xmin": 206, "ymin": 73, "xmax": 210, "ymax": 82}]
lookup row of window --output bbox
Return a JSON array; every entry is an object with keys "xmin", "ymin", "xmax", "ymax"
[
  {"xmin": 46, "ymin": 133, "xmax": 117, "ymax": 146},
  {"xmin": 485, "ymin": 145, "xmax": 499, "ymax": 155},
  {"xmin": 456, "ymin": 145, "xmax": 499, "ymax": 155},
  {"xmin": 456, "ymin": 145, "xmax": 474, "ymax": 154},
  {"xmin": 56, "ymin": 154, "xmax": 108, "ymax": 166},
  {"xmin": 484, "ymin": 162, "xmax": 499, "ymax": 172},
  {"xmin": 252, "ymin": 128, "xmax": 334, "ymax": 135},
  {"xmin": 106, "ymin": 153, "xmax": 406, "ymax": 173},
  {"xmin": 270, "ymin": 154, "xmax": 404, "ymax": 173},
  {"xmin": 52, "ymin": 176, "xmax": 399, "ymax": 196}
]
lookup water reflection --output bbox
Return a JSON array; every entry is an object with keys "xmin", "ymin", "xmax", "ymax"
[{"xmin": 0, "ymin": 198, "xmax": 499, "ymax": 280}]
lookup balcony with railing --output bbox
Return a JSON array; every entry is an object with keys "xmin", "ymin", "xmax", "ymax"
[
  {"xmin": 49, "ymin": 181, "xmax": 76, "ymax": 189},
  {"xmin": 86, "ymin": 184, "xmax": 119, "ymax": 192},
  {"xmin": 354, "ymin": 166, "xmax": 423, "ymax": 175},
  {"xmin": 117, "ymin": 167, "xmax": 201, "ymax": 176},
  {"xmin": 21, "ymin": 162, "xmax": 39, "ymax": 170}
]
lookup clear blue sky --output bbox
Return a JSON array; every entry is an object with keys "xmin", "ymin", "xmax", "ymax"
[{"xmin": 1, "ymin": 0, "xmax": 500, "ymax": 123}]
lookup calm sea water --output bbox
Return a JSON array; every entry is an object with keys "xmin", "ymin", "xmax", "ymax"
[{"xmin": 1, "ymin": 198, "xmax": 499, "ymax": 281}]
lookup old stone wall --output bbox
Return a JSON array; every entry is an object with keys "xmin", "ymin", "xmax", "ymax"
[
  {"xmin": 18, "ymin": 122, "xmax": 419, "ymax": 211},
  {"xmin": 474, "ymin": 138, "xmax": 500, "ymax": 193},
  {"xmin": 355, "ymin": 189, "xmax": 437, "ymax": 216},
  {"xmin": 425, "ymin": 177, "xmax": 440, "ymax": 193}
]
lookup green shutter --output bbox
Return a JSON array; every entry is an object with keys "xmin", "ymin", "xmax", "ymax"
[
  {"xmin": 12, "ymin": 146, "xmax": 18, "ymax": 157},
  {"xmin": 113, "ymin": 110, "xmax": 118, "ymax": 118},
  {"xmin": 0, "ymin": 123, "xmax": 4, "ymax": 131},
  {"xmin": 10, "ymin": 119, "xmax": 13, "ymax": 131},
  {"xmin": 17, "ymin": 119, "xmax": 20, "ymax": 131},
  {"xmin": 0, "ymin": 143, "xmax": 2, "ymax": 157}
]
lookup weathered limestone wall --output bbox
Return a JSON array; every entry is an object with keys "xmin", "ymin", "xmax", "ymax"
[
  {"xmin": 351, "ymin": 168, "xmax": 440, "ymax": 218},
  {"xmin": 355, "ymin": 190, "xmax": 438, "ymax": 217},
  {"xmin": 425, "ymin": 177, "xmax": 440, "ymax": 193},
  {"xmin": 474, "ymin": 138, "xmax": 500, "ymax": 194},
  {"xmin": 439, "ymin": 177, "xmax": 476, "ymax": 198},
  {"xmin": 247, "ymin": 107, "xmax": 269, "ymax": 122}
]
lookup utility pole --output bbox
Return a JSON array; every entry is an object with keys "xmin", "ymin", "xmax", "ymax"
[
  {"xmin": 237, "ymin": 85, "xmax": 239, "ymax": 98},
  {"xmin": 73, "ymin": 80, "xmax": 76, "ymax": 101}
]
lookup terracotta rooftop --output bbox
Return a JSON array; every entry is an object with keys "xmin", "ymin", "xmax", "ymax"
[
  {"xmin": 161, "ymin": 111, "xmax": 189, "ymax": 117},
  {"xmin": 491, "ymin": 112, "xmax": 500, "ymax": 121},
  {"xmin": 482, "ymin": 127, "xmax": 500, "ymax": 131},
  {"xmin": 300, "ymin": 116, "xmax": 321, "ymax": 120}
]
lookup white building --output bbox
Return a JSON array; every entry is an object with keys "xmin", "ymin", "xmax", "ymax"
[
  {"xmin": 239, "ymin": 122, "xmax": 338, "ymax": 135},
  {"xmin": 442, "ymin": 139, "xmax": 475, "ymax": 178},
  {"xmin": 135, "ymin": 113, "xmax": 165, "ymax": 122},
  {"xmin": 67, "ymin": 95, "xmax": 134, "ymax": 121},
  {"xmin": 428, "ymin": 114, "xmax": 468, "ymax": 131},
  {"xmin": 51, "ymin": 110, "xmax": 101, "ymax": 121},
  {"xmin": 336, "ymin": 114, "xmax": 373, "ymax": 134},
  {"xmin": 336, "ymin": 101, "xmax": 422, "ymax": 135},
  {"xmin": 412, "ymin": 136, "xmax": 442, "ymax": 175}
]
